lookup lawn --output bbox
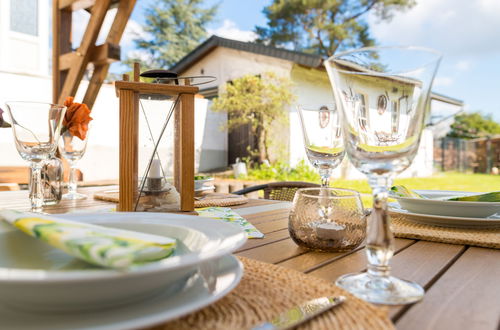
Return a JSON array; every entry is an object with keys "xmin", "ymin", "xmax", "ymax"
[{"xmin": 333, "ymin": 172, "xmax": 500, "ymax": 194}]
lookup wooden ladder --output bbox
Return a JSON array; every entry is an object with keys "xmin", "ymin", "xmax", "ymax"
[{"xmin": 52, "ymin": 0, "xmax": 136, "ymax": 107}]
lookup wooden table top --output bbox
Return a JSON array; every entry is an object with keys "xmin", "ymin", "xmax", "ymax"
[{"xmin": 1, "ymin": 187, "xmax": 499, "ymax": 330}]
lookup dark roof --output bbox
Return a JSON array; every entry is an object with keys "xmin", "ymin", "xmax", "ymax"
[{"xmin": 169, "ymin": 35, "xmax": 323, "ymax": 73}]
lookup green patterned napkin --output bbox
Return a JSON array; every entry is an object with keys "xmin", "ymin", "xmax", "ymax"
[
  {"xmin": 0, "ymin": 210, "xmax": 176, "ymax": 269},
  {"xmin": 196, "ymin": 207, "xmax": 264, "ymax": 239}
]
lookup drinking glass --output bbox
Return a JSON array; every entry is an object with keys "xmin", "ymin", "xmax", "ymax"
[
  {"xmin": 59, "ymin": 129, "xmax": 89, "ymax": 200},
  {"xmin": 5, "ymin": 102, "xmax": 66, "ymax": 212},
  {"xmin": 298, "ymin": 105, "xmax": 345, "ymax": 187},
  {"xmin": 289, "ymin": 188, "xmax": 366, "ymax": 252},
  {"xmin": 325, "ymin": 46, "xmax": 441, "ymax": 304}
]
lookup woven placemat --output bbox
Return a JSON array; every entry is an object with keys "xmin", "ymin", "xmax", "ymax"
[
  {"xmin": 194, "ymin": 193, "xmax": 248, "ymax": 208},
  {"xmin": 156, "ymin": 257, "xmax": 393, "ymax": 330},
  {"xmin": 391, "ymin": 215, "xmax": 500, "ymax": 249},
  {"xmin": 93, "ymin": 191, "xmax": 248, "ymax": 208}
]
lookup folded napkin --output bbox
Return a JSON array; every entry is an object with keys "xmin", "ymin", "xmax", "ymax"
[
  {"xmin": 196, "ymin": 207, "xmax": 264, "ymax": 239},
  {"xmin": 0, "ymin": 210, "xmax": 176, "ymax": 269}
]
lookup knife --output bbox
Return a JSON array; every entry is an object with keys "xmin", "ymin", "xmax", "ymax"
[{"xmin": 251, "ymin": 296, "xmax": 346, "ymax": 330}]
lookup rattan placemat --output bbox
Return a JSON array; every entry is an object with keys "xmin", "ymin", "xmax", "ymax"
[
  {"xmin": 391, "ymin": 215, "xmax": 500, "ymax": 249},
  {"xmin": 156, "ymin": 257, "xmax": 393, "ymax": 330},
  {"xmin": 194, "ymin": 193, "xmax": 248, "ymax": 208},
  {"xmin": 93, "ymin": 191, "xmax": 248, "ymax": 208}
]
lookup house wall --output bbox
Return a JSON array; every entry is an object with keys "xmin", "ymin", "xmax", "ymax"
[
  {"xmin": 0, "ymin": 0, "xmax": 49, "ymax": 76},
  {"xmin": 180, "ymin": 47, "xmax": 294, "ymax": 168},
  {"xmin": 0, "ymin": 72, "xmax": 211, "ymax": 181},
  {"xmin": 289, "ymin": 64, "xmax": 434, "ymax": 179}
]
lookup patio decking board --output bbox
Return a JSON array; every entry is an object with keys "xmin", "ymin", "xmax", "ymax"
[{"xmin": 0, "ymin": 188, "xmax": 498, "ymax": 330}]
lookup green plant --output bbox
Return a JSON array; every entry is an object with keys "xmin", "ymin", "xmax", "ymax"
[
  {"xmin": 243, "ymin": 160, "xmax": 320, "ymax": 182},
  {"xmin": 211, "ymin": 72, "xmax": 294, "ymax": 163}
]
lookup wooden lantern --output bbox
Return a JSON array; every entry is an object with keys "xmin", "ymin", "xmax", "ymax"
[{"xmin": 115, "ymin": 63, "xmax": 197, "ymax": 212}]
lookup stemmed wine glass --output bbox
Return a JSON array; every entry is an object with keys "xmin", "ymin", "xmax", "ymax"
[
  {"xmin": 298, "ymin": 105, "xmax": 345, "ymax": 187},
  {"xmin": 5, "ymin": 102, "xmax": 66, "ymax": 212},
  {"xmin": 59, "ymin": 129, "xmax": 89, "ymax": 200},
  {"xmin": 325, "ymin": 46, "xmax": 441, "ymax": 304}
]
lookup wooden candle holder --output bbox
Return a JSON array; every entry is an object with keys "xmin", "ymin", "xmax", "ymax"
[{"xmin": 115, "ymin": 63, "xmax": 197, "ymax": 212}]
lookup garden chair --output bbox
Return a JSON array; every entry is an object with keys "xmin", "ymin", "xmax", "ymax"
[{"xmin": 233, "ymin": 181, "xmax": 320, "ymax": 202}]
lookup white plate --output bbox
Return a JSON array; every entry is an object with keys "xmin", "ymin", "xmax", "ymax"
[
  {"xmin": 195, "ymin": 177, "xmax": 214, "ymax": 190},
  {"xmin": 391, "ymin": 190, "xmax": 500, "ymax": 218},
  {"xmin": 389, "ymin": 202, "xmax": 500, "ymax": 228},
  {"xmin": 0, "ymin": 212, "xmax": 247, "ymax": 311},
  {"xmin": 0, "ymin": 254, "xmax": 243, "ymax": 330}
]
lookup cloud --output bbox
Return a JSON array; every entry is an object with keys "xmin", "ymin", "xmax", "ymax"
[
  {"xmin": 455, "ymin": 60, "xmax": 471, "ymax": 71},
  {"xmin": 208, "ymin": 20, "xmax": 258, "ymax": 42},
  {"xmin": 72, "ymin": 9, "xmax": 144, "ymax": 48},
  {"xmin": 434, "ymin": 76, "xmax": 454, "ymax": 87},
  {"xmin": 368, "ymin": 0, "xmax": 500, "ymax": 57}
]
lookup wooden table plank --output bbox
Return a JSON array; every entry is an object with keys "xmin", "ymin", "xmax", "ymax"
[
  {"xmin": 254, "ymin": 218, "xmax": 288, "ymax": 234},
  {"xmin": 237, "ymin": 238, "xmax": 308, "ymax": 264},
  {"xmin": 388, "ymin": 241, "xmax": 466, "ymax": 320},
  {"xmin": 235, "ymin": 229, "xmax": 290, "ymax": 253},
  {"xmin": 395, "ymin": 247, "xmax": 500, "ymax": 330},
  {"xmin": 306, "ymin": 239, "xmax": 416, "ymax": 280}
]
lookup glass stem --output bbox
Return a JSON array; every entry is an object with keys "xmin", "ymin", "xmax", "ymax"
[
  {"xmin": 68, "ymin": 161, "xmax": 78, "ymax": 195},
  {"xmin": 366, "ymin": 175, "xmax": 394, "ymax": 278},
  {"xmin": 29, "ymin": 162, "xmax": 44, "ymax": 212},
  {"xmin": 319, "ymin": 168, "xmax": 331, "ymax": 187}
]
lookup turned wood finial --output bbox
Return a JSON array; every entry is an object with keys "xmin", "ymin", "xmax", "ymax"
[
  {"xmin": 133, "ymin": 62, "xmax": 140, "ymax": 82},
  {"xmin": 122, "ymin": 74, "xmax": 130, "ymax": 81}
]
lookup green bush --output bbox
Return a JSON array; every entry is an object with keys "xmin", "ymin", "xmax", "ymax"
[{"xmin": 243, "ymin": 160, "xmax": 320, "ymax": 182}]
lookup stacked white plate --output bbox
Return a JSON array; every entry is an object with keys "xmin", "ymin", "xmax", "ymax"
[
  {"xmin": 0, "ymin": 212, "xmax": 247, "ymax": 329},
  {"xmin": 389, "ymin": 190, "xmax": 500, "ymax": 228}
]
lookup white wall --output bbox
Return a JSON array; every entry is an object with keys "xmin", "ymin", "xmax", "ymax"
[
  {"xmin": 180, "ymin": 46, "xmax": 294, "ymax": 168},
  {"xmin": 0, "ymin": 72, "xmax": 212, "ymax": 181},
  {"xmin": 0, "ymin": 0, "xmax": 49, "ymax": 76}
]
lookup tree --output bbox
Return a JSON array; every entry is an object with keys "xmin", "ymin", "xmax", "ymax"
[
  {"xmin": 126, "ymin": 0, "xmax": 217, "ymax": 69},
  {"xmin": 211, "ymin": 73, "xmax": 295, "ymax": 163},
  {"xmin": 255, "ymin": 0, "xmax": 415, "ymax": 57},
  {"xmin": 447, "ymin": 112, "xmax": 500, "ymax": 139}
]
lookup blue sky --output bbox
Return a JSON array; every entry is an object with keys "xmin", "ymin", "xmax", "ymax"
[{"xmin": 102, "ymin": 0, "xmax": 500, "ymax": 122}]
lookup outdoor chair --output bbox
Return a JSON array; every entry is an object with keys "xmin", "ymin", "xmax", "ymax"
[{"xmin": 233, "ymin": 181, "xmax": 320, "ymax": 202}]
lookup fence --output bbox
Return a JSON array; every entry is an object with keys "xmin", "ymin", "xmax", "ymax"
[{"xmin": 434, "ymin": 136, "xmax": 500, "ymax": 173}]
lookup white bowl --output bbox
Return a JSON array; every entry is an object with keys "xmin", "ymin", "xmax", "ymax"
[
  {"xmin": 393, "ymin": 190, "xmax": 500, "ymax": 218},
  {"xmin": 0, "ymin": 212, "xmax": 247, "ymax": 311}
]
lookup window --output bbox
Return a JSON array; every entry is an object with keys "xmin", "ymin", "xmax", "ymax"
[
  {"xmin": 355, "ymin": 93, "xmax": 368, "ymax": 131},
  {"xmin": 10, "ymin": 0, "xmax": 38, "ymax": 36},
  {"xmin": 391, "ymin": 101, "xmax": 400, "ymax": 133}
]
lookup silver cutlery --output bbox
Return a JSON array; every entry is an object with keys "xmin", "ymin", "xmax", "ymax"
[{"xmin": 252, "ymin": 295, "xmax": 346, "ymax": 330}]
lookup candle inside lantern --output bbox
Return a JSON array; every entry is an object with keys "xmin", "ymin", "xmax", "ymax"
[
  {"xmin": 147, "ymin": 159, "xmax": 163, "ymax": 191},
  {"xmin": 315, "ymin": 222, "xmax": 346, "ymax": 240}
]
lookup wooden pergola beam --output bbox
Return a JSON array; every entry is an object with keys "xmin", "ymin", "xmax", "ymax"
[
  {"xmin": 83, "ymin": 0, "xmax": 136, "ymax": 108},
  {"xmin": 59, "ymin": 43, "xmax": 121, "ymax": 71},
  {"xmin": 53, "ymin": 0, "xmax": 135, "ymax": 108}
]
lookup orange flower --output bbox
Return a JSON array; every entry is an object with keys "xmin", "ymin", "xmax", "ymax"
[{"xmin": 63, "ymin": 96, "xmax": 92, "ymax": 140}]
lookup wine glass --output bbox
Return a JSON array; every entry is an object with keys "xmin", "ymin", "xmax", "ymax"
[
  {"xmin": 298, "ymin": 104, "xmax": 345, "ymax": 187},
  {"xmin": 5, "ymin": 102, "xmax": 66, "ymax": 212},
  {"xmin": 59, "ymin": 129, "xmax": 89, "ymax": 200},
  {"xmin": 325, "ymin": 46, "xmax": 441, "ymax": 304}
]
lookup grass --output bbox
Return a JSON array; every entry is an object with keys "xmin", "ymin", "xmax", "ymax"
[
  {"xmin": 332, "ymin": 172, "xmax": 500, "ymax": 207},
  {"xmin": 333, "ymin": 172, "xmax": 500, "ymax": 194}
]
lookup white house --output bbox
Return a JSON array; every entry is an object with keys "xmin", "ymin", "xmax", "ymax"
[
  {"xmin": 170, "ymin": 36, "xmax": 464, "ymax": 178},
  {"xmin": 0, "ymin": 0, "xmax": 213, "ymax": 182}
]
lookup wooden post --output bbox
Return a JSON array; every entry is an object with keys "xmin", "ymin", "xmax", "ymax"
[
  {"xmin": 178, "ymin": 93, "xmax": 195, "ymax": 211},
  {"xmin": 118, "ymin": 74, "xmax": 138, "ymax": 211}
]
